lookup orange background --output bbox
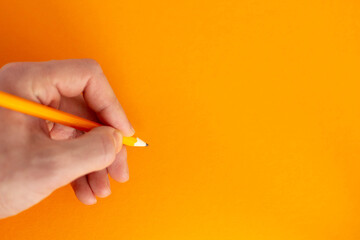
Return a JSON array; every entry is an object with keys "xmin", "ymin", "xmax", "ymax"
[{"xmin": 1, "ymin": 0, "xmax": 360, "ymax": 239}]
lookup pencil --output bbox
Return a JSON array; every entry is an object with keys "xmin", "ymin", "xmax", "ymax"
[{"xmin": 0, "ymin": 90, "xmax": 148, "ymax": 147}]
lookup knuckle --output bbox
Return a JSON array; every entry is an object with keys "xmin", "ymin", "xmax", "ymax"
[
  {"xmin": 1, "ymin": 61, "xmax": 27, "ymax": 70},
  {"xmin": 0, "ymin": 62, "xmax": 43, "ymax": 79},
  {"xmin": 0, "ymin": 62, "xmax": 23, "ymax": 76},
  {"xmin": 38, "ymin": 62, "xmax": 54, "ymax": 81},
  {"xmin": 83, "ymin": 58, "xmax": 103, "ymax": 73},
  {"xmin": 1, "ymin": 62, "xmax": 18, "ymax": 71},
  {"xmin": 0, "ymin": 62, "xmax": 35, "ymax": 91}
]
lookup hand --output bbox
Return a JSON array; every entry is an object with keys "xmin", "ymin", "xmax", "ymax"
[{"xmin": 0, "ymin": 59, "xmax": 134, "ymax": 219}]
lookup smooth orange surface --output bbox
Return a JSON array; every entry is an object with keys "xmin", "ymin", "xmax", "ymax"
[{"xmin": 1, "ymin": 0, "xmax": 360, "ymax": 239}]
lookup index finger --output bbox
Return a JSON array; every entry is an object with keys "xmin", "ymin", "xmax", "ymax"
[{"xmin": 30, "ymin": 59, "xmax": 134, "ymax": 136}]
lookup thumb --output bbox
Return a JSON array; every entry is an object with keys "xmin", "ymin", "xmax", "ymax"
[{"xmin": 54, "ymin": 126, "xmax": 122, "ymax": 180}]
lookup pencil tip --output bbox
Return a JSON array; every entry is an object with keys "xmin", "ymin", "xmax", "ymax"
[
  {"xmin": 134, "ymin": 137, "xmax": 148, "ymax": 147},
  {"xmin": 146, "ymin": 143, "xmax": 149, "ymax": 147}
]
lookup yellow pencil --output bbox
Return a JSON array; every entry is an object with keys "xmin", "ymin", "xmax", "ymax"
[{"xmin": 0, "ymin": 90, "xmax": 148, "ymax": 147}]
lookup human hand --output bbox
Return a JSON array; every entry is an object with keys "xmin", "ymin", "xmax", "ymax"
[{"xmin": 0, "ymin": 59, "xmax": 134, "ymax": 219}]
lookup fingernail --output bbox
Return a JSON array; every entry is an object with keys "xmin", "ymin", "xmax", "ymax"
[
  {"xmin": 104, "ymin": 186, "xmax": 111, "ymax": 196},
  {"xmin": 122, "ymin": 170, "xmax": 129, "ymax": 182},
  {"xmin": 130, "ymin": 124, "xmax": 135, "ymax": 136},
  {"xmin": 100, "ymin": 187, "xmax": 111, "ymax": 198},
  {"xmin": 89, "ymin": 196, "xmax": 97, "ymax": 205},
  {"xmin": 101, "ymin": 177, "xmax": 111, "ymax": 197},
  {"xmin": 121, "ymin": 163, "xmax": 129, "ymax": 182},
  {"xmin": 106, "ymin": 176, "xmax": 111, "ymax": 189},
  {"xmin": 113, "ymin": 130, "xmax": 122, "ymax": 153}
]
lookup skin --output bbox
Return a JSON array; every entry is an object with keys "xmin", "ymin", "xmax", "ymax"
[{"xmin": 0, "ymin": 59, "xmax": 134, "ymax": 219}]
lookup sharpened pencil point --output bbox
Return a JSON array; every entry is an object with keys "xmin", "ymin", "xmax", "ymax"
[{"xmin": 134, "ymin": 137, "xmax": 147, "ymax": 147}]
